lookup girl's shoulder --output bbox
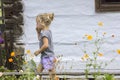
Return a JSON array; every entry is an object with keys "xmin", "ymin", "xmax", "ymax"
[
  {"xmin": 41, "ymin": 30, "xmax": 51, "ymax": 34},
  {"xmin": 40, "ymin": 30, "xmax": 52, "ymax": 37}
]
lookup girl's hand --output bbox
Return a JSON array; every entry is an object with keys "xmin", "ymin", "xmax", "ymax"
[
  {"xmin": 36, "ymin": 27, "xmax": 41, "ymax": 40},
  {"xmin": 53, "ymin": 57, "xmax": 58, "ymax": 63},
  {"xmin": 36, "ymin": 27, "xmax": 41, "ymax": 33},
  {"xmin": 34, "ymin": 50, "xmax": 40, "ymax": 56}
]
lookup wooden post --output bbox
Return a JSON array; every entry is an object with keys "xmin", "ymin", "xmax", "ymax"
[
  {"xmin": 4, "ymin": 31, "xmax": 14, "ymax": 70},
  {"xmin": 0, "ymin": 0, "xmax": 5, "ymax": 66},
  {"xmin": 3, "ymin": 0, "xmax": 24, "ymax": 70},
  {"xmin": 4, "ymin": 31, "xmax": 9, "ymax": 68},
  {"xmin": 0, "ymin": 45, "xmax": 2, "ymax": 66}
]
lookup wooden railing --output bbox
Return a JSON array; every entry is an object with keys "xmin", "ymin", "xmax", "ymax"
[
  {"xmin": 1, "ymin": 70, "xmax": 120, "ymax": 80},
  {"xmin": 2, "ymin": 69, "xmax": 120, "ymax": 76}
]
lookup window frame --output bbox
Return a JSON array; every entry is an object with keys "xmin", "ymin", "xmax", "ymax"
[{"xmin": 95, "ymin": 0, "xmax": 120, "ymax": 12}]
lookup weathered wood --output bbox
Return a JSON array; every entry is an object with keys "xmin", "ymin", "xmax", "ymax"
[
  {"xmin": 95, "ymin": 0, "xmax": 120, "ymax": 12},
  {"xmin": 14, "ymin": 44, "xmax": 24, "ymax": 55},
  {"xmin": 2, "ymin": 70, "xmax": 120, "ymax": 76},
  {"xmin": 0, "ymin": 24, "xmax": 5, "ymax": 33},
  {"xmin": 5, "ymin": 19, "xmax": 23, "ymax": 36},
  {"xmin": 12, "ymin": 13, "xmax": 24, "ymax": 25},
  {"xmin": 4, "ymin": 1, "xmax": 23, "ymax": 18},
  {"xmin": 12, "ymin": 1, "xmax": 23, "ymax": 13},
  {"xmin": 3, "ymin": 0, "xmax": 22, "ymax": 4},
  {"xmin": 0, "ymin": 46, "xmax": 3, "ymax": 66},
  {"xmin": 1, "ymin": 0, "xmax": 24, "ymax": 70},
  {"xmin": 4, "ymin": 31, "xmax": 14, "ymax": 70},
  {"xmin": 4, "ymin": 4, "xmax": 13, "ymax": 18},
  {"xmin": 5, "ymin": 18, "xmax": 16, "ymax": 24}
]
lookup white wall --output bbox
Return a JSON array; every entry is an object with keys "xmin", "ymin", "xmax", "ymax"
[{"xmin": 23, "ymin": 0, "xmax": 120, "ymax": 70}]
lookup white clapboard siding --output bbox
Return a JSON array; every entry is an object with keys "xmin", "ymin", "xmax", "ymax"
[{"xmin": 22, "ymin": 0, "xmax": 120, "ymax": 71}]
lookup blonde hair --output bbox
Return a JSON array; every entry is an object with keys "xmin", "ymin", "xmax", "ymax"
[{"xmin": 36, "ymin": 13, "xmax": 54, "ymax": 27}]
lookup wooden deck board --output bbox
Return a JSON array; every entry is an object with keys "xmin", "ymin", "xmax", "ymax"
[{"xmin": 2, "ymin": 71, "xmax": 120, "ymax": 80}]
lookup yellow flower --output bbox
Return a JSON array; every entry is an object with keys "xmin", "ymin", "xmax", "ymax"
[
  {"xmin": 98, "ymin": 22, "xmax": 103, "ymax": 26},
  {"xmin": 8, "ymin": 58, "xmax": 13, "ymax": 62},
  {"xmin": 26, "ymin": 50, "xmax": 31, "ymax": 54},
  {"xmin": 87, "ymin": 35, "xmax": 93, "ymax": 40},
  {"xmin": 116, "ymin": 49, "xmax": 120, "ymax": 54},
  {"xmin": 24, "ymin": 61, "xmax": 28, "ymax": 64},
  {"xmin": 10, "ymin": 52, "xmax": 15, "ymax": 57},
  {"xmin": 81, "ymin": 57, "xmax": 85, "ymax": 61},
  {"xmin": 81, "ymin": 54, "xmax": 89, "ymax": 61},
  {"xmin": 103, "ymin": 32, "xmax": 106, "ymax": 35},
  {"xmin": 98, "ymin": 53, "xmax": 103, "ymax": 57},
  {"xmin": 83, "ymin": 54, "xmax": 89, "ymax": 59}
]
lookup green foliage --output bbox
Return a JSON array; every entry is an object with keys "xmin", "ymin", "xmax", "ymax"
[
  {"xmin": 0, "ymin": 59, "xmax": 37, "ymax": 80},
  {"xmin": 0, "ymin": 49, "xmax": 37, "ymax": 80},
  {"xmin": 0, "ymin": 75, "xmax": 17, "ymax": 80},
  {"xmin": 23, "ymin": 59, "xmax": 36, "ymax": 72},
  {"xmin": 17, "ymin": 74, "xmax": 35, "ymax": 80},
  {"xmin": 0, "ymin": 75, "xmax": 36, "ymax": 80},
  {"xmin": 0, "ymin": 66, "xmax": 12, "ymax": 72},
  {"xmin": 103, "ymin": 74, "xmax": 115, "ymax": 80},
  {"xmin": 82, "ymin": 30, "xmax": 106, "ymax": 79},
  {"xmin": 81, "ymin": 29, "xmax": 117, "ymax": 80}
]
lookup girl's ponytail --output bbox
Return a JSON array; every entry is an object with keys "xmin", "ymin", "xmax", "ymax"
[{"xmin": 49, "ymin": 13, "xmax": 54, "ymax": 21}]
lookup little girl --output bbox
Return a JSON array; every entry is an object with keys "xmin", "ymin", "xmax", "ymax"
[{"xmin": 34, "ymin": 13, "xmax": 58, "ymax": 80}]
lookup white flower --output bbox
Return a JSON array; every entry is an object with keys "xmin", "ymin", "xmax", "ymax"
[
  {"xmin": 33, "ymin": 75, "xmax": 40, "ymax": 80},
  {"xmin": 0, "ymin": 72, "xmax": 3, "ymax": 77},
  {"xmin": 36, "ymin": 75, "xmax": 40, "ymax": 79},
  {"xmin": 19, "ymin": 70, "xmax": 24, "ymax": 73}
]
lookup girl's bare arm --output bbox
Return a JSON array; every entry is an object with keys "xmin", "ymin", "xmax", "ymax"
[{"xmin": 34, "ymin": 37, "xmax": 49, "ymax": 56}]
